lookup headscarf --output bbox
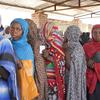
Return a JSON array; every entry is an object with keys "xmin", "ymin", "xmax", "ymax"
[
  {"xmin": 64, "ymin": 25, "xmax": 80, "ymax": 42},
  {"xmin": 25, "ymin": 18, "xmax": 38, "ymax": 39},
  {"xmin": 64, "ymin": 25, "xmax": 81, "ymax": 54},
  {"xmin": 41, "ymin": 22, "xmax": 64, "ymax": 56},
  {"xmin": 10, "ymin": 18, "xmax": 34, "ymax": 62},
  {"xmin": 83, "ymin": 24, "xmax": 100, "ymax": 94},
  {"xmin": 25, "ymin": 18, "xmax": 39, "ymax": 48},
  {"xmin": 0, "ymin": 38, "xmax": 20, "ymax": 100},
  {"xmin": 91, "ymin": 24, "xmax": 100, "ymax": 41}
]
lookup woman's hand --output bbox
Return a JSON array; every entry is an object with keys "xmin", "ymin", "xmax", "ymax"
[
  {"xmin": 42, "ymin": 49, "xmax": 49, "ymax": 58},
  {"xmin": 87, "ymin": 59, "xmax": 94, "ymax": 69},
  {"xmin": 16, "ymin": 60, "xmax": 23, "ymax": 69},
  {"xmin": 42, "ymin": 49, "xmax": 53, "ymax": 61}
]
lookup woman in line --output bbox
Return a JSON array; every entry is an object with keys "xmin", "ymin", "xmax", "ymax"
[
  {"xmin": 0, "ymin": 34, "xmax": 20, "ymax": 100},
  {"xmin": 83, "ymin": 24, "xmax": 100, "ymax": 100},
  {"xmin": 40, "ymin": 22, "xmax": 65, "ymax": 100},
  {"xmin": 25, "ymin": 18, "xmax": 48, "ymax": 100},
  {"xmin": 10, "ymin": 18, "xmax": 38, "ymax": 100},
  {"xmin": 64, "ymin": 25, "xmax": 87, "ymax": 100}
]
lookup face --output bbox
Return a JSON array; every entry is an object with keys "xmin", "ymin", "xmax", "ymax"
[
  {"xmin": 10, "ymin": 22, "xmax": 23, "ymax": 40},
  {"xmin": 92, "ymin": 28, "xmax": 100, "ymax": 42}
]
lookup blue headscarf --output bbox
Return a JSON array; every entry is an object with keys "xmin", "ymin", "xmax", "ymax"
[{"xmin": 10, "ymin": 18, "xmax": 34, "ymax": 64}]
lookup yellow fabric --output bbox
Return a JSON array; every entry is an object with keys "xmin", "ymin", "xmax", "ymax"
[{"xmin": 17, "ymin": 60, "xmax": 39, "ymax": 100}]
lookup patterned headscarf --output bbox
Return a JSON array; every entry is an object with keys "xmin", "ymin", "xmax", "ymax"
[
  {"xmin": 40, "ymin": 22, "xmax": 64, "ymax": 55},
  {"xmin": 25, "ymin": 18, "xmax": 38, "ymax": 40},
  {"xmin": 64, "ymin": 25, "xmax": 81, "ymax": 43}
]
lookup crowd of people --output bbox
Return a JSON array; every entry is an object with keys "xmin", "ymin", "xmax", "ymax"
[{"xmin": 0, "ymin": 16, "xmax": 100, "ymax": 100}]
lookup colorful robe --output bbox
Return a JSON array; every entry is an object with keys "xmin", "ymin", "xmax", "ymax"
[{"xmin": 41, "ymin": 22, "xmax": 65, "ymax": 100}]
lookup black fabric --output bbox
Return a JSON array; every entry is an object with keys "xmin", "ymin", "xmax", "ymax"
[
  {"xmin": 0, "ymin": 66, "xmax": 10, "ymax": 80},
  {"xmin": 92, "ymin": 52, "xmax": 100, "ymax": 63},
  {"xmin": 0, "ymin": 53, "xmax": 15, "ymax": 63},
  {"xmin": 87, "ymin": 82, "xmax": 100, "ymax": 100},
  {"xmin": 79, "ymin": 32, "xmax": 90, "ymax": 45}
]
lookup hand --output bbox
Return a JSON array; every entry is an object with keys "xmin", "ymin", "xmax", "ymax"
[
  {"xmin": 87, "ymin": 59, "xmax": 94, "ymax": 69},
  {"xmin": 16, "ymin": 60, "xmax": 23, "ymax": 69},
  {"xmin": 42, "ymin": 49, "xmax": 49, "ymax": 58}
]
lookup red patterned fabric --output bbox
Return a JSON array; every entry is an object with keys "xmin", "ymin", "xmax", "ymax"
[{"xmin": 41, "ymin": 22, "xmax": 65, "ymax": 100}]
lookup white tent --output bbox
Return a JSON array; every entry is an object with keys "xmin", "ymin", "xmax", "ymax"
[{"xmin": 0, "ymin": 0, "xmax": 100, "ymax": 25}]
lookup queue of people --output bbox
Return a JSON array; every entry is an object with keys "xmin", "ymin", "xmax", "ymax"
[{"xmin": 0, "ymin": 16, "xmax": 100, "ymax": 100}]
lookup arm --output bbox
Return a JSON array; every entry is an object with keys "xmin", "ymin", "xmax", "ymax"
[
  {"xmin": 65, "ymin": 49, "xmax": 71, "ymax": 70},
  {"xmin": 86, "ymin": 55, "xmax": 94, "ymax": 69},
  {"xmin": 42, "ymin": 49, "xmax": 53, "ymax": 62},
  {"xmin": 63, "ymin": 41, "xmax": 70, "ymax": 70}
]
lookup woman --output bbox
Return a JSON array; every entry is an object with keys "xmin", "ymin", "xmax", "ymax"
[
  {"xmin": 10, "ymin": 18, "xmax": 38, "ymax": 100},
  {"xmin": 26, "ymin": 18, "xmax": 48, "ymax": 100},
  {"xmin": 0, "ymin": 36, "xmax": 20, "ymax": 100},
  {"xmin": 40, "ymin": 22, "xmax": 65, "ymax": 100},
  {"xmin": 64, "ymin": 25, "xmax": 87, "ymax": 100},
  {"xmin": 83, "ymin": 24, "xmax": 100, "ymax": 100}
]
